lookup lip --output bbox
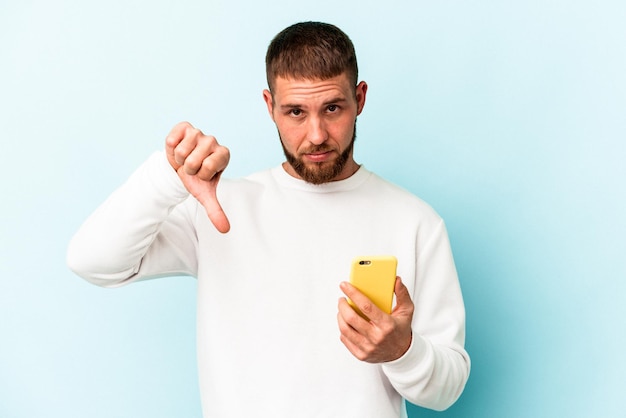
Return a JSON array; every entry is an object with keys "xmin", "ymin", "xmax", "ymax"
[{"xmin": 304, "ymin": 151, "xmax": 334, "ymax": 163}]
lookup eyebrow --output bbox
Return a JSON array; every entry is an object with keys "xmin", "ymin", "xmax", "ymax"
[
  {"xmin": 279, "ymin": 97, "xmax": 349, "ymax": 110},
  {"xmin": 323, "ymin": 97, "xmax": 348, "ymax": 106}
]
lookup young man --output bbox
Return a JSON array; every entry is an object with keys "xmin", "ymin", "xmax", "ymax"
[{"xmin": 68, "ymin": 22, "xmax": 470, "ymax": 417}]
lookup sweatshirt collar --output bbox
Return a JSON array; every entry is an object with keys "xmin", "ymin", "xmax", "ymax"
[{"xmin": 271, "ymin": 163, "xmax": 371, "ymax": 193}]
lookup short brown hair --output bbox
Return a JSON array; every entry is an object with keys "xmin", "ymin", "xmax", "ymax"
[{"xmin": 265, "ymin": 22, "xmax": 358, "ymax": 92}]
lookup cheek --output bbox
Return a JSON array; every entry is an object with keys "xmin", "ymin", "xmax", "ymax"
[
  {"xmin": 277, "ymin": 123, "xmax": 302, "ymax": 148},
  {"xmin": 331, "ymin": 119, "xmax": 356, "ymax": 142}
]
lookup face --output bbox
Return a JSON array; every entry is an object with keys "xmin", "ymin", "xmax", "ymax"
[{"xmin": 263, "ymin": 73, "xmax": 367, "ymax": 184}]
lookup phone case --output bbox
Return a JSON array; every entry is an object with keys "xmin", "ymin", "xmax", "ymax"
[{"xmin": 348, "ymin": 255, "xmax": 398, "ymax": 319}]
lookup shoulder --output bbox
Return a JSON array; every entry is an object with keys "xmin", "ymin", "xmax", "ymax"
[{"xmin": 363, "ymin": 170, "xmax": 443, "ymax": 223}]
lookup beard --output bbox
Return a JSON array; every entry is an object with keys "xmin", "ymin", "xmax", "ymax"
[{"xmin": 279, "ymin": 124, "xmax": 357, "ymax": 185}]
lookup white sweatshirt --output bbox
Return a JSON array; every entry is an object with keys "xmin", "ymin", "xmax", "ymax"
[{"xmin": 67, "ymin": 152, "xmax": 470, "ymax": 417}]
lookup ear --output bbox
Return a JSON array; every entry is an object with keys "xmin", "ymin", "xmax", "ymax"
[
  {"xmin": 262, "ymin": 89, "xmax": 275, "ymax": 121},
  {"xmin": 355, "ymin": 81, "xmax": 368, "ymax": 116}
]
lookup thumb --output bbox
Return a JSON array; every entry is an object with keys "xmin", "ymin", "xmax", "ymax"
[
  {"xmin": 191, "ymin": 171, "xmax": 231, "ymax": 234},
  {"xmin": 393, "ymin": 277, "xmax": 413, "ymax": 310},
  {"xmin": 202, "ymin": 193, "xmax": 230, "ymax": 233}
]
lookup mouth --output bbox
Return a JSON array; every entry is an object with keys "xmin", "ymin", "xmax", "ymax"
[{"xmin": 303, "ymin": 150, "xmax": 335, "ymax": 163}]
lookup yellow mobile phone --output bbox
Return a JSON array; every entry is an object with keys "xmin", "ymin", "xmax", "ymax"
[{"xmin": 348, "ymin": 255, "xmax": 398, "ymax": 320}]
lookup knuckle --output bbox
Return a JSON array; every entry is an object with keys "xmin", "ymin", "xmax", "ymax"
[
  {"xmin": 198, "ymin": 134, "xmax": 216, "ymax": 147},
  {"xmin": 185, "ymin": 155, "xmax": 202, "ymax": 171},
  {"xmin": 200, "ymin": 158, "xmax": 220, "ymax": 179},
  {"xmin": 220, "ymin": 149, "xmax": 231, "ymax": 165},
  {"xmin": 173, "ymin": 147, "xmax": 187, "ymax": 161},
  {"xmin": 174, "ymin": 146, "xmax": 191, "ymax": 163},
  {"xmin": 381, "ymin": 323, "xmax": 396, "ymax": 339},
  {"xmin": 165, "ymin": 135, "xmax": 177, "ymax": 148},
  {"xmin": 371, "ymin": 330, "xmax": 386, "ymax": 346},
  {"xmin": 191, "ymin": 129, "xmax": 203, "ymax": 140},
  {"xmin": 345, "ymin": 306, "xmax": 360, "ymax": 322},
  {"xmin": 378, "ymin": 322, "xmax": 392, "ymax": 335},
  {"xmin": 371, "ymin": 321, "xmax": 394, "ymax": 343},
  {"xmin": 175, "ymin": 137, "xmax": 192, "ymax": 152},
  {"xmin": 401, "ymin": 300, "xmax": 415, "ymax": 317},
  {"xmin": 201, "ymin": 157, "xmax": 216, "ymax": 172},
  {"xmin": 340, "ymin": 309, "xmax": 353, "ymax": 324},
  {"xmin": 360, "ymin": 301, "xmax": 374, "ymax": 315}
]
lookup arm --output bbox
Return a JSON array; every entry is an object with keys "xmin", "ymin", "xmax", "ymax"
[
  {"xmin": 67, "ymin": 122, "xmax": 231, "ymax": 286},
  {"xmin": 337, "ymin": 221, "xmax": 470, "ymax": 410},
  {"xmin": 66, "ymin": 152, "xmax": 198, "ymax": 286}
]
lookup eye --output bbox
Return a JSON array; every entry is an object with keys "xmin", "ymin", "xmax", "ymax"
[
  {"xmin": 289, "ymin": 108, "xmax": 303, "ymax": 116},
  {"xmin": 327, "ymin": 104, "xmax": 338, "ymax": 112}
]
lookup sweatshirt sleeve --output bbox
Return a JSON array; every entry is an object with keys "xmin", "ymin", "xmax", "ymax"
[
  {"xmin": 382, "ymin": 220, "xmax": 470, "ymax": 411},
  {"xmin": 66, "ymin": 151, "xmax": 199, "ymax": 287}
]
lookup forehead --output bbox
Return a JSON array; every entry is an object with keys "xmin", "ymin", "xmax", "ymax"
[{"xmin": 271, "ymin": 74, "xmax": 355, "ymax": 104}]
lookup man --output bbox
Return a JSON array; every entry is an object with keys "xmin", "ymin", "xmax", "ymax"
[{"xmin": 68, "ymin": 21, "xmax": 470, "ymax": 417}]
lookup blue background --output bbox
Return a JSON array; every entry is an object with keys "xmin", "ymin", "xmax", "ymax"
[{"xmin": 1, "ymin": 1, "xmax": 625, "ymax": 417}]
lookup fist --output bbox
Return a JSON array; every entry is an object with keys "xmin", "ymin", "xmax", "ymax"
[{"xmin": 165, "ymin": 122, "xmax": 231, "ymax": 233}]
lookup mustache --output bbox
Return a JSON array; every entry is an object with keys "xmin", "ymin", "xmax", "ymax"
[{"xmin": 300, "ymin": 144, "xmax": 334, "ymax": 154}]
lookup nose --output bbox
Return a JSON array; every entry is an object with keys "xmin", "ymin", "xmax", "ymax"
[{"xmin": 307, "ymin": 116, "xmax": 329, "ymax": 145}]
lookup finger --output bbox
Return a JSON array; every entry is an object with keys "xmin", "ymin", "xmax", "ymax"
[
  {"xmin": 392, "ymin": 277, "xmax": 415, "ymax": 315},
  {"xmin": 339, "ymin": 332, "xmax": 366, "ymax": 361},
  {"xmin": 337, "ymin": 303, "xmax": 357, "ymax": 336},
  {"xmin": 337, "ymin": 304, "xmax": 370, "ymax": 358},
  {"xmin": 206, "ymin": 202, "xmax": 231, "ymax": 234},
  {"xmin": 174, "ymin": 126, "xmax": 204, "ymax": 168},
  {"xmin": 394, "ymin": 277, "xmax": 410, "ymax": 304},
  {"xmin": 165, "ymin": 122, "xmax": 194, "ymax": 169},
  {"xmin": 337, "ymin": 296, "xmax": 367, "ymax": 328},
  {"xmin": 337, "ymin": 319, "xmax": 366, "ymax": 360},
  {"xmin": 340, "ymin": 282, "xmax": 385, "ymax": 324},
  {"xmin": 195, "ymin": 146, "xmax": 230, "ymax": 181},
  {"xmin": 180, "ymin": 134, "xmax": 227, "ymax": 177},
  {"xmin": 197, "ymin": 171, "xmax": 231, "ymax": 234}
]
